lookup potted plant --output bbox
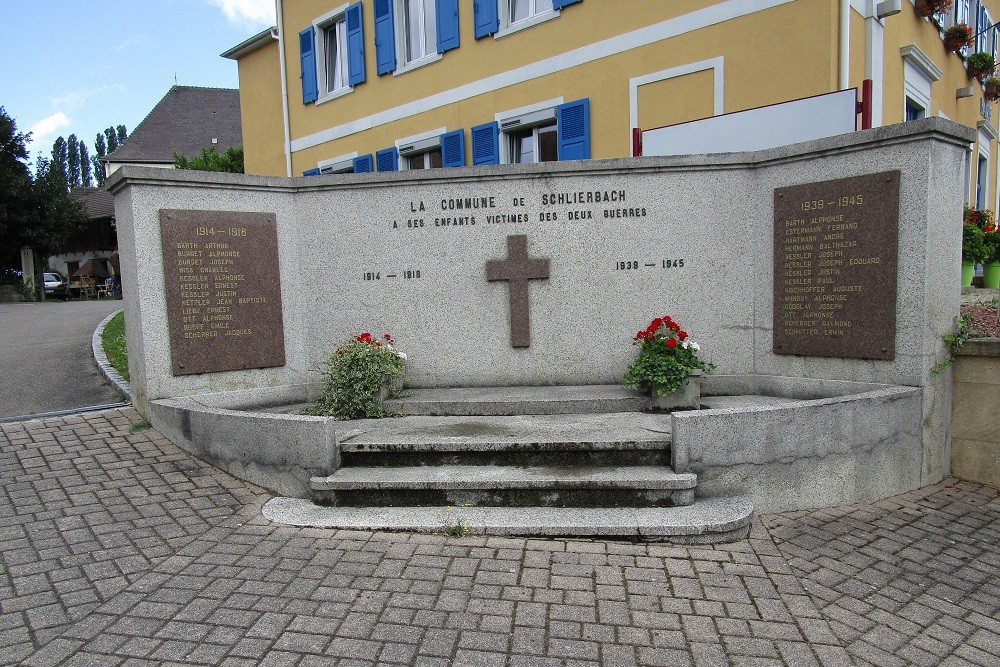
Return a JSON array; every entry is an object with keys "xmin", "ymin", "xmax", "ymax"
[
  {"xmin": 982, "ymin": 222, "xmax": 1000, "ymax": 288},
  {"xmin": 985, "ymin": 76, "xmax": 1000, "ymax": 101},
  {"xmin": 963, "ymin": 222, "xmax": 988, "ymax": 286},
  {"xmin": 623, "ymin": 314, "xmax": 714, "ymax": 410},
  {"xmin": 944, "ymin": 24, "xmax": 974, "ymax": 53},
  {"xmin": 304, "ymin": 331, "xmax": 406, "ymax": 419},
  {"xmin": 967, "ymin": 52, "xmax": 996, "ymax": 81},
  {"xmin": 914, "ymin": 0, "xmax": 953, "ymax": 18}
]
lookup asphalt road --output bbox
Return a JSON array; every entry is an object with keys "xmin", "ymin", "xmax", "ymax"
[{"xmin": 0, "ymin": 298, "xmax": 125, "ymax": 419}]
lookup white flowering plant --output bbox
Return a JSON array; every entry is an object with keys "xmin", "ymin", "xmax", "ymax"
[
  {"xmin": 622, "ymin": 315, "xmax": 714, "ymax": 395},
  {"xmin": 305, "ymin": 332, "xmax": 406, "ymax": 420}
]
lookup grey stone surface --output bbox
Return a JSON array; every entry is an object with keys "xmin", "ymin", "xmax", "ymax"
[
  {"xmin": 387, "ymin": 384, "xmax": 649, "ymax": 416},
  {"xmin": 2, "ymin": 409, "xmax": 999, "ymax": 667},
  {"xmin": 263, "ymin": 495, "xmax": 753, "ymax": 541}
]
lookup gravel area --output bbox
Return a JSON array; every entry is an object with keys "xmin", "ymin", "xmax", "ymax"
[{"xmin": 961, "ymin": 288, "xmax": 1000, "ymax": 337}]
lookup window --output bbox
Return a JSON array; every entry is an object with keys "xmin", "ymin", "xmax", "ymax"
[
  {"xmin": 474, "ymin": 0, "xmax": 580, "ymax": 39},
  {"xmin": 905, "ymin": 98, "xmax": 925, "ymax": 122},
  {"xmin": 299, "ymin": 3, "xmax": 365, "ymax": 105},
  {"xmin": 508, "ymin": 123, "xmax": 557, "ymax": 163},
  {"xmin": 375, "ymin": 0, "xmax": 459, "ymax": 75},
  {"xmin": 401, "ymin": 0, "xmax": 437, "ymax": 64},
  {"xmin": 471, "ymin": 98, "xmax": 590, "ymax": 165},
  {"xmin": 322, "ymin": 17, "xmax": 349, "ymax": 94},
  {"xmin": 509, "ymin": 0, "xmax": 552, "ymax": 24},
  {"xmin": 976, "ymin": 153, "xmax": 988, "ymax": 209},
  {"xmin": 407, "ymin": 149, "xmax": 443, "ymax": 169}
]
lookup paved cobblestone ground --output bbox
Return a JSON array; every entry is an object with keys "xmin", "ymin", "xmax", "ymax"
[{"xmin": 1, "ymin": 408, "xmax": 996, "ymax": 666}]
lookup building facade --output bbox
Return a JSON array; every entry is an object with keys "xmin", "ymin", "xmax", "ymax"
[{"xmin": 226, "ymin": 0, "xmax": 1000, "ymax": 209}]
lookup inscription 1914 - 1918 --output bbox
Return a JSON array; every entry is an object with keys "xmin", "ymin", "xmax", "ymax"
[
  {"xmin": 773, "ymin": 171, "xmax": 900, "ymax": 360},
  {"xmin": 160, "ymin": 210, "xmax": 285, "ymax": 376}
]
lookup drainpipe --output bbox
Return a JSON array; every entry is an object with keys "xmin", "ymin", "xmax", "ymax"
[
  {"xmin": 276, "ymin": 0, "xmax": 293, "ymax": 177},
  {"xmin": 840, "ymin": 0, "xmax": 851, "ymax": 90}
]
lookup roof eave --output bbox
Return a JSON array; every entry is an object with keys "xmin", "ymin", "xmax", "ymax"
[{"xmin": 221, "ymin": 27, "xmax": 277, "ymax": 60}]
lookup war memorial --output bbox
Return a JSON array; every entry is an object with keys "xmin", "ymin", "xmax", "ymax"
[{"xmin": 107, "ymin": 118, "xmax": 971, "ymax": 543}]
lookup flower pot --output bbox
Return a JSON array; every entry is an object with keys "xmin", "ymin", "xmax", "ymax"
[
  {"xmin": 651, "ymin": 369, "xmax": 702, "ymax": 411},
  {"xmin": 987, "ymin": 83, "xmax": 1000, "ymax": 102},
  {"xmin": 984, "ymin": 262, "xmax": 1000, "ymax": 288},
  {"xmin": 945, "ymin": 36, "xmax": 967, "ymax": 53},
  {"xmin": 962, "ymin": 261, "xmax": 976, "ymax": 286},
  {"xmin": 914, "ymin": 0, "xmax": 938, "ymax": 17},
  {"xmin": 968, "ymin": 64, "xmax": 990, "ymax": 81}
]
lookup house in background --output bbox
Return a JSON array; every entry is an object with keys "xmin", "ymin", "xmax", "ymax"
[
  {"xmin": 224, "ymin": 0, "xmax": 1000, "ymax": 211},
  {"xmin": 101, "ymin": 85, "xmax": 243, "ymax": 178},
  {"xmin": 49, "ymin": 187, "xmax": 117, "ymax": 282}
]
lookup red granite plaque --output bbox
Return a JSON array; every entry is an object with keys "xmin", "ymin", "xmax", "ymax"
[
  {"xmin": 160, "ymin": 210, "xmax": 285, "ymax": 375},
  {"xmin": 773, "ymin": 171, "xmax": 899, "ymax": 360}
]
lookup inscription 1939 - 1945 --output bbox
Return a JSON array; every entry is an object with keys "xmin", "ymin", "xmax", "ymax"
[
  {"xmin": 773, "ymin": 171, "xmax": 900, "ymax": 360},
  {"xmin": 160, "ymin": 210, "xmax": 285, "ymax": 376}
]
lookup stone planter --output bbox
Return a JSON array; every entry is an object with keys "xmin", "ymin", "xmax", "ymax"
[{"xmin": 651, "ymin": 369, "xmax": 702, "ymax": 411}]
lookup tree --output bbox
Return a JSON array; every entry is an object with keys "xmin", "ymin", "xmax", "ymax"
[
  {"xmin": 105, "ymin": 127, "xmax": 119, "ymax": 153},
  {"xmin": 79, "ymin": 144, "xmax": 92, "ymax": 187},
  {"xmin": 0, "ymin": 108, "xmax": 86, "ymax": 275},
  {"xmin": 174, "ymin": 146, "xmax": 244, "ymax": 173},
  {"xmin": 51, "ymin": 137, "xmax": 68, "ymax": 184},
  {"xmin": 116, "ymin": 125, "xmax": 127, "ymax": 145},
  {"xmin": 93, "ymin": 132, "xmax": 107, "ymax": 186},
  {"xmin": 67, "ymin": 134, "xmax": 80, "ymax": 187}
]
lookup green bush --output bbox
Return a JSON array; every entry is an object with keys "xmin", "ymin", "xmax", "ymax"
[{"xmin": 304, "ymin": 332, "xmax": 406, "ymax": 420}]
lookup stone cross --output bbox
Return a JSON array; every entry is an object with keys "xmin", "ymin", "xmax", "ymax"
[{"xmin": 486, "ymin": 234, "xmax": 550, "ymax": 348}]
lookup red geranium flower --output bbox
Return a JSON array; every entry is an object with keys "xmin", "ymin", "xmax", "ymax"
[
  {"xmin": 665, "ymin": 338, "xmax": 677, "ymax": 348},
  {"xmin": 678, "ymin": 331, "xmax": 688, "ymax": 341}
]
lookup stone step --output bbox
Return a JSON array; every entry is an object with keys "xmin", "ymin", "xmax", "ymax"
[
  {"xmin": 263, "ymin": 495, "xmax": 754, "ymax": 545},
  {"xmin": 310, "ymin": 465, "xmax": 697, "ymax": 508},
  {"xmin": 335, "ymin": 412, "xmax": 672, "ymax": 454},
  {"xmin": 386, "ymin": 384, "xmax": 650, "ymax": 416}
]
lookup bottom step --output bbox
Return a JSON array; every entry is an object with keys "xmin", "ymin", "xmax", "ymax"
[{"xmin": 262, "ymin": 495, "xmax": 753, "ymax": 545}]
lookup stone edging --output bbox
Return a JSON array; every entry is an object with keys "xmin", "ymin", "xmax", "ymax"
[
  {"xmin": 93, "ymin": 309, "xmax": 132, "ymax": 402},
  {"xmin": 958, "ymin": 337, "xmax": 1000, "ymax": 357}
]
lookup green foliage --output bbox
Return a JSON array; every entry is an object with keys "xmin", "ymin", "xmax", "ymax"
[
  {"xmin": 174, "ymin": 146, "xmax": 244, "ymax": 173},
  {"xmin": 101, "ymin": 311, "xmax": 129, "ymax": 381},
  {"xmin": 67, "ymin": 134, "xmax": 80, "ymax": 187},
  {"xmin": 967, "ymin": 51, "xmax": 995, "ymax": 76},
  {"xmin": 963, "ymin": 223, "xmax": 988, "ymax": 263},
  {"xmin": 304, "ymin": 332, "xmax": 406, "ymax": 420},
  {"xmin": 437, "ymin": 506, "xmax": 472, "ymax": 537},
  {"xmin": 932, "ymin": 314, "xmax": 982, "ymax": 375},
  {"xmin": 984, "ymin": 228, "xmax": 1000, "ymax": 264},
  {"xmin": 0, "ymin": 108, "xmax": 86, "ymax": 270},
  {"xmin": 622, "ymin": 315, "xmax": 714, "ymax": 395}
]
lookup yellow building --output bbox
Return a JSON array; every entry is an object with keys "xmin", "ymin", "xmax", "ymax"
[{"xmin": 224, "ymin": 0, "xmax": 1000, "ymax": 208}]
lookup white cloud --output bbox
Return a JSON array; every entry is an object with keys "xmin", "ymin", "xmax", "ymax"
[
  {"xmin": 115, "ymin": 34, "xmax": 149, "ymax": 51},
  {"xmin": 27, "ymin": 112, "xmax": 72, "ymax": 147},
  {"xmin": 50, "ymin": 85, "xmax": 126, "ymax": 113},
  {"xmin": 206, "ymin": 0, "xmax": 275, "ymax": 27}
]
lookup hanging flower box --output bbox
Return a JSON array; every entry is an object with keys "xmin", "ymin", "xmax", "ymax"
[
  {"xmin": 985, "ymin": 77, "xmax": 1000, "ymax": 101},
  {"xmin": 944, "ymin": 24, "xmax": 974, "ymax": 53},
  {"xmin": 967, "ymin": 52, "xmax": 995, "ymax": 81},
  {"xmin": 914, "ymin": 0, "xmax": 953, "ymax": 18}
]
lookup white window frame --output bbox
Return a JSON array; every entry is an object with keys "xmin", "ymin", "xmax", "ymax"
[
  {"xmin": 393, "ymin": 0, "xmax": 442, "ymax": 74},
  {"xmin": 314, "ymin": 4, "xmax": 353, "ymax": 105},
  {"xmin": 318, "ymin": 151, "xmax": 359, "ymax": 174},
  {"xmin": 396, "ymin": 127, "xmax": 446, "ymax": 170},
  {"xmin": 496, "ymin": 0, "xmax": 558, "ymax": 39},
  {"xmin": 495, "ymin": 98, "xmax": 563, "ymax": 164},
  {"xmin": 900, "ymin": 45, "xmax": 939, "ymax": 122}
]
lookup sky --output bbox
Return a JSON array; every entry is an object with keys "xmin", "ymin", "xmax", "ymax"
[{"xmin": 0, "ymin": 0, "xmax": 276, "ymax": 171}]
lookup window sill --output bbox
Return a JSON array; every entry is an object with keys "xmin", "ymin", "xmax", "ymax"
[
  {"xmin": 316, "ymin": 86, "xmax": 354, "ymax": 106},
  {"xmin": 393, "ymin": 52, "xmax": 443, "ymax": 77},
  {"xmin": 494, "ymin": 10, "xmax": 559, "ymax": 40}
]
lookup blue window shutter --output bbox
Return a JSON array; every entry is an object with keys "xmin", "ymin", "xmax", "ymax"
[
  {"xmin": 436, "ymin": 0, "xmax": 460, "ymax": 52},
  {"xmin": 440, "ymin": 129, "xmax": 465, "ymax": 167},
  {"xmin": 302, "ymin": 167, "xmax": 321, "ymax": 176},
  {"xmin": 376, "ymin": 147, "xmax": 399, "ymax": 172},
  {"xmin": 299, "ymin": 27, "xmax": 318, "ymax": 104},
  {"xmin": 557, "ymin": 98, "xmax": 590, "ymax": 161},
  {"xmin": 353, "ymin": 154, "xmax": 374, "ymax": 172},
  {"xmin": 473, "ymin": 0, "xmax": 499, "ymax": 39},
  {"xmin": 553, "ymin": 0, "xmax": 582, "ymax": 8},
  {"xmin": 374, "ymin": 0, "xmax": 396, "ymax": 75},
  {"xmin": 346, "ymin": 3, "xmax": 367, "ymax": 85},
  {"xmin": 471, "ymin": 122, "xmax": 499, "ymax": 165}
]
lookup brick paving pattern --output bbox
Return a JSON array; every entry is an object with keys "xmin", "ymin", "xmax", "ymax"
[{"xmin": 1, "ymin": 408, "xmax": 997, "ymax": 666}]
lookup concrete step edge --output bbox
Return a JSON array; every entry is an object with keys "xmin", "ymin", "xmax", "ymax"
[
  {"xmin": 262, "ymin": 495, "xmax": 754, "ymax": 544},
  {"xmin": 310, "ymin": 466, "xmax": 697, "ymax": 491}
]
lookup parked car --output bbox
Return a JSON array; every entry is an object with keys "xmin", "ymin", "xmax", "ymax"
[{"xmin": 42, "ymin": 272, "xmax": 81, "ymax": 299}]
